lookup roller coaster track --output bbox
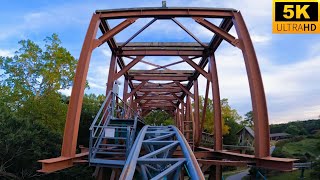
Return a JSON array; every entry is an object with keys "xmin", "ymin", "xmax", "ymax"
[{"xmin": 120, "ymin": 125, "xmax": 204, "ymax": 180}]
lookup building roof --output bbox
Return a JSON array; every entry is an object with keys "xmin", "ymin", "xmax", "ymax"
[
  {"xmin": 269, "ymin": 133, "xmax": 291, "ymax": 138},
  {"xmin": 237, "ymin": 126, "xmax": 255, "ymax": 137},
  {"xmin": 237, "ymin": 127, "xmax": 291, "ymax": 138}
]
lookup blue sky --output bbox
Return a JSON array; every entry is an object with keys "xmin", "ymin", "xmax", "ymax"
[{"xmin": 1, "ymin": 0, "xmax": 320, "ymax": 123}]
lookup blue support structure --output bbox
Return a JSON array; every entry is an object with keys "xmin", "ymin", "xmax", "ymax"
[
  {"xmin": 120, "ymin": 125, "xmax": 204, "ymax": 180},
  {"xmin": 89, "ymin": 92, "xmax": 204, "ymax": 179}
]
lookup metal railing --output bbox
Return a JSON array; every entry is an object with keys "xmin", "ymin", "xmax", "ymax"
[{"xmin": 89, "ymin": 91, "xmax": 143, "ymax": 162}]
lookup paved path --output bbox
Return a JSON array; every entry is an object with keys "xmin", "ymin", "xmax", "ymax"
[{"xmin": 226, "ymin": 169, "xmax": 249, "ymax": 180}]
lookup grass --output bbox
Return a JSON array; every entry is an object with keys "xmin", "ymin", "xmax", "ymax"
[
  {"xmin": 268, "ymin": 169, "xmax": 312, "ymax": 180},
  {"xmin": 281, "ymin": 138, "xmax": 320, "ymax": 157},
  {"xmin": 222, "ymin": 167, "xmax": 248, "ymax": 179}
]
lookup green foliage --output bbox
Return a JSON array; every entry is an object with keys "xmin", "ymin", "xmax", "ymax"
[
  {"xmin": 78, "ymin": 94, "xmax": 105, "ymax": 147},
  {"xmin": 272, "ymin": 136, "xmax": 320, "ymax": 161},
  {"xmin": 240, "ymin": 111, "xmax": 253, "ymax": 127},
  {"xmin": 200, "ymin": 97, "xmax": 242, "ymax": 136},
  {"xmin": 270, "ymin": 119, "xmax": 320, "ymax": 135},
  {"xmin": 144, "ymin": 110, "xmax": 174, "ymax": 125},
  {"xmin": 310, "ymin": 158, "xmax": 320, "ymax": 179},
  {"xmin": 0, "ymin": 34, "xmax": 76, "ymax": 110},
  {"xmin": 0, "ymin": 115, "xmax": 61, "ymax": 179}
]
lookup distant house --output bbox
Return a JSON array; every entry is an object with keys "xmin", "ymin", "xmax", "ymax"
[{"xmin": 237, "ymin": 127, "xmax": 291, "ymax": 146}]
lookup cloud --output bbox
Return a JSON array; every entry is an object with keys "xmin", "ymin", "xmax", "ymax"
[{"xmin": 0, "ymin": 49, "xmax": 14, "ymax": 57}]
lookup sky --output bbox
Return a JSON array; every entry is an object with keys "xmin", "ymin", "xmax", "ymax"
[{"xmin": 0, "ymin": 0, "xmax": 319, "ymax": 124}]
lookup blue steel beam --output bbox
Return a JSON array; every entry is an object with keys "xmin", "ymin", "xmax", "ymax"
[{"xmin": 119, "ymin": 126, "xmax": 205, "ymax": 180}]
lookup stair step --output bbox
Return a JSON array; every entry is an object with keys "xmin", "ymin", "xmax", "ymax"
[
  {"xmin": 102, "ymin": 137, "xmax": 127, "ymax": 140},
  {"xmin": 96, "ymin": 151, "xmax": 126, "ymax": 155},
  {"xmin": 90, "ymin": 158, "xmax": 125, "ymax": 166},
  {"xmin": 99, "ymin": 144, "xmax": 126, "ymax": 147}
]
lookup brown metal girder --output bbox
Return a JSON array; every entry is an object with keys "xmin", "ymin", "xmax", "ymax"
[
  {"xmin": 140, "ymin": 95, "xmax": 177, "ymax": 100},
  {"xmin": 127, "ymin": 81, "xmax": 147, "ymax": 97},
  {"xmin": 180, "ymin": 56, "xmax": 211, "ymax": 80},
  {"xmin": 140, "ymin": 60, "xmax": 169, "ymax": 70},
  {"xmin": 128, "ymin": 70, "xmax": 194, "ymax": 74},
  {"xmin": 118, "ymin": 50, "xmax": 204, "ymax": 56},
  {"xmin": 120, "ymin": 18, "xmax": 157, "ymax": 47},
  {"xmin": 212, "ymin": 151, "xmax": 296, "ymax": 172},
  {"xmin": 193, "ymin": 17, "xmax": 240, "ymax": 48},
  {"xmin": 114, "ymin": 56, "xmax": 144, "ymax": 80},
  {"xmin": 171, "ymin": 18, "xmax": 207, "ymax": 47},
  {"xmin": 38, "ymin": 152, "xmax": 88, "ymax": 173},
  {"xmin": 94, "ymin": 18, "xmax": 138, "ymax": 48},
  {"xmin": 131, "ymin": 76, "xmax": 189, "ymax": 81},
  {"xmin": 118, "ymin": 42, "xmax": 207, "ymax": 47},
  {"xmin": 174, "ymin": 81, "xmax": 194, "ymax": 99},
  {"xmin": 96, "ymin": 7, "xmax": 236, "ymax": 19},
  {"xmin": 233, "ymin": 11, "xmax": 270, "ymax": 158},
  {"xmin": 178, "ymin": 18, "xmax": 233, "ymax": 107},
  {"xmin": 135, "ymin": 92, "xmax": 150, "ymax": 103},
  {"xmin": 171, "ymin": 93, "xmax": 185, "ymax": 106},
  {"xmin": 197, "ymin": 159, "xmax": 252, "ymax": 167},
  {"xmin": 150, "ymin": 60, "xmax": 185, "ymax": 71},
  {"xmin": 139, "ymin": 88, "xmax": 182, "ymax": 93},
  {"xmin": 60, "ymin": 14, "xmax": 100, "ymax": 157}
]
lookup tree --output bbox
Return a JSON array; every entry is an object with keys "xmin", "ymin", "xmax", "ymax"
[
  {"xmin": 0, "ymin": 34, "xmax": 77, "ymax": 133},
  {"xmin": 0, "ymin": 34, "xmax": 76, "ymax": 109},
  {"xmin": 144, "ymin": 110, "xmax": 174, "ymax": 125},
  {"xmin": 241, "ymin": 111, "xmax": 253, "ymax": 127},
  {"xmin": 200, "ymin": 97, "xmax": 242, "ymax": 136}
]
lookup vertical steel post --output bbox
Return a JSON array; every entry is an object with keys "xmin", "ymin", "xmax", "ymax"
[
  {"xmin": 106, "ymin": 53, "xmax": 117, "ymax": 95},
  {"xmin": 209, "ymin": 55, "xmax": 222, "ymax": 151},
  {"xmin": 200, "ymin": 79, "xmax": 210, "ymax": 142},
  {"xmin": 61, "ymin": 14, "xmax": 100, "ymax": 157},
  {"xmin": 193, "ymin": 79, "xmax": 200, "ymax": 146},
  {"xmin": 233, "ymin": 11, "xmax": 270, "ymax": 157}
]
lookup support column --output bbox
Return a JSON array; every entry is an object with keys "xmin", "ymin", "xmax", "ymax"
[
  {"xmin": 61, "ymin": 14, "xmax": 100, "ymax": 157},
  {"xmin": 193, "ymin": 79, "xmax": 200, "ymax": 146},
  {"xmin": 209, "ymin": 54, "xmax": 222, "ymax": 151},
  {"xmin": 123, "ymin": 77, "xmax": 129, "ymax": 102},
  {"xmin": 200, "ymin": 79, "xmax": 210, "ymax": 142},
  {"xmin": 106, "ymin": 53, "xmax": 117, "ymax": 94},
  {"xmin": 233, "ymin": 11, "xmax": 270, "ymax": 157}
]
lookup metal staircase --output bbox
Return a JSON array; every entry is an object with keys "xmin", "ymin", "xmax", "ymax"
[
  {"xmin": 89, "ymin": 92, "xmax": 144, "ymax": 168},
  {"xmin": 89, "ymin": 92, "xmax": 204, "ymax": 179}
]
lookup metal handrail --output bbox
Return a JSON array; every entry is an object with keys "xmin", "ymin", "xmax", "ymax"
[{"xmin": 89, "ymin": 91, "xmax": 112, "ymax": 131}]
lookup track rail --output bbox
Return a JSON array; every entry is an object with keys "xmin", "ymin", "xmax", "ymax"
[{"xmin": 120, "ymin": 125, "xmax": 204, "ymax": 180}]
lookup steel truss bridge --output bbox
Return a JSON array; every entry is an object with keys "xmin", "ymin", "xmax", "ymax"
[{"xmin": 38, "ymin": 6, "xmax": 296, "ymax": 180}]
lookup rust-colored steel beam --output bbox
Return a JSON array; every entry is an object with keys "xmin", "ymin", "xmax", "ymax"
[
  {"xmin": 194, "ymin": 79, "xmax": 200, "ymax": 146},
  {"xmin": 132, "ymin": 76, "xmax": 189, "ymax": 81},
  {"xmin": 118, "ymin": 50, "xmax": 204, "ymax": 56},
  {"xmin": 150, "ymin": 60, "xmax": 184, "ymax": 71},
  {"xmin": 114, "ymin": 56, "xmax": 144, "ymax": 79},
  {"xmin": 38, "ymin": 152, "xmax": 88, "ymax": 173},
  {"xmin": 96, "ymin": 7, "xmax": 236, "ymax": 19},
  {"xmin": 209, "ymin": 54, "xmax": 222, "ymax": 151},
  {"xmin": 120, "ymin": 18, "xmax": 157, "ymax": 47},
  {"xmin": 197, "ymin": 159, "xmax": 252, "ymax": 167},
  {"xmin": 174, "ymin": 81, "xmax": 194, "ymax": 99},
  {"xmin": 94, "ymin": 18, "xmax": 138, "ymax": 48},
  {"xmin": 200, "ymin": 79, "xmax": 210, "ymax": 140},
  {"xmin": 139, "ymin": 88, "xmax": 181, "ymax": 93},
  {"xmin": 233, "ymin": 11, "xmax": 270, "ymax": 158},
  {"xmin": 171, "ymin": 18, "xmax": 207, "ymax": 47},
  {"xmin": 142, "ymin": 95, "xmax": 176, "ymax": 100},
  {"xmin": 140, "ymin": 60, "xmax": 169, "ymax": 70},
  {"xmin": 127, "ymin": 81, "xmax": 147, "ymax": 98},
  {"xmin": 193, "ymin": 17, "xmax": 240, "ymax": 48},
  {"xmin": 181, "ymin": 56, "xmax": 211, "ymax": 80},
  {"xmin": 60, "ymin": 14, "xmax": 100, "ymax": 157}
]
